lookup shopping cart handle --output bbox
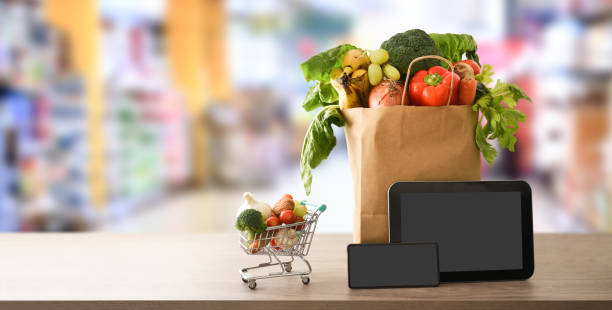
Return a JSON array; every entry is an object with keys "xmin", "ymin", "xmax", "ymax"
[
  {"xmin": 300, "ymin": 201, "xmax": 327, "ymax": 213},
  {"xmin": 317, "ymin": 204, "xmax": 327, "ymax": 212}
]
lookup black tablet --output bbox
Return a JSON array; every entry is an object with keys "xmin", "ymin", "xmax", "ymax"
[{"xmin": 388, "ymin": 181, "xmax": 534, "ymax": 282}]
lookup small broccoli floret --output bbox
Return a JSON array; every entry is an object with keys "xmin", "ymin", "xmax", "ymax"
[
  {"xmin": 380, "ymin": 29, "xmax": 442, "ymax": 79},
  {"xmin": 235, "ymin": 209, "xmax": 267, "ymax": 240}
]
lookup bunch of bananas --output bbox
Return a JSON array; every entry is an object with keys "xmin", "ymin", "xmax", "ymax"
[{"xmin": 331, "ymin": 49, "xmax": 371, "ymax": 110}]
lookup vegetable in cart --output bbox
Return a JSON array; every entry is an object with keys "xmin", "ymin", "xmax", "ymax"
[{"xmin": 235, "ymin": 209, "xmax": 266, "ymax": 241}]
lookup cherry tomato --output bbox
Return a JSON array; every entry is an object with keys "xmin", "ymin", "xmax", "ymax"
[{"xmin": 279, "ymin": 210, "xmax": 296, "ymax": 224}]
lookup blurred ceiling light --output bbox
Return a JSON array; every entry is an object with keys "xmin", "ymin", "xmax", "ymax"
[{"xmin": 99, "ymin": 0, "xmax": 166, "ymax": 19}]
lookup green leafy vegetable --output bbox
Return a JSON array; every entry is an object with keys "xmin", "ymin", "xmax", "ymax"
[
  {"xmin": 302, "ymin": 83, "xmax": 323, "ymax": 112},
  {"xmin": 300, "ymin": 44, "xmax": 356, "ymax": 111},
  {"xmin": 475, "ymin": 64, "xmax": 494, "ymax": 85},
  {"xmin": 300, "ymin": 105, "xmax": 345, "ymax": 195},
  {"xmin": 235, "ymin": 209, "xmax": 267, "ymax": 241},
  {"xmin": 429, "ymin": 33, "xmax": 480, "ymax": 67},
  {"xmin": 318, "ymin": 81, "xmax": 338, "ymax": 103},
  {"xmin": 473, "ymin": 79, "xmax": 531, "ymax": 165}
]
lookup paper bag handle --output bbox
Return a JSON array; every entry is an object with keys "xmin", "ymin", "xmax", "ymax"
[{"xmin": 400, "ymin": 55, "xmax": 455, "ymax": 106}]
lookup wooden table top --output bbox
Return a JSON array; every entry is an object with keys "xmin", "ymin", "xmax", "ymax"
[{"xmin": 0, "ymin": 233, "xmax": 611, "ymax": 310}]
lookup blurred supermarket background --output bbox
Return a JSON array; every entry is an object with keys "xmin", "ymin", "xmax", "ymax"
[{"xmin": 0, "ymin": 0, "xmax": 611, "ymax": 232}]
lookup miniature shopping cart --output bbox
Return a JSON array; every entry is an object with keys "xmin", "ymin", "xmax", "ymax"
[{"xmin": 239, "ymin": 201, "xmax": 326, "ymax": 289}]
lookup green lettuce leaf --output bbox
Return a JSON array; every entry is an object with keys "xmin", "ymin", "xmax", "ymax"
[
  {"xmin": 300, "ymin": 44, "xmax": 355, "ymax": 82},
  {"xmin": 301, "ymin": 79, "xmax": 340, "ymax": 112},
  {"xmin": 300, "ymin": 105, "xmax": 345, "ymax": 195},
  {"xmin": 473, "ymin": 80, "xmax": 531, "ymax": 164},
  {"xmin": 429, "ymin": 33, "xmax": 480, "ymax": 66},
  {"xmin": 302, "ymin": 83, "xmax": 324, "ymax": 112},
  {"xmin": 318, "ymin": 81, "xmax": 338, "ymax": 103}
]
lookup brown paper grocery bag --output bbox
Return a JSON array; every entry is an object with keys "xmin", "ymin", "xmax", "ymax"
[
  {"xmin": 342, "ymin": 55, "xmax": 481, "ymax": 244},
  {"xmin": 343, "ymin": 105, "xmax": 481, "ymax": 243}
]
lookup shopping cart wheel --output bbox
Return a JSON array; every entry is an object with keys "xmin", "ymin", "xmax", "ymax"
[
  {"xmin": 301, "ymin": 276, "xmax": 310, "ymax": 285},
  {"xmin": 248, "ymin": 281, "xmax": 257, "ymax": 289},
  {"xmin": 241, "ymin": 277, "xmax": 248, "ymax": 283},
  {"xmin": 284, "ymin": 263, "xmax": 292, "ymax": 272}
]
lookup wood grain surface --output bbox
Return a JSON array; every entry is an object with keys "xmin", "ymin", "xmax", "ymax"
[{"xmin": 0, "ymin": 233, "xmax": 610, "ymax": 310}]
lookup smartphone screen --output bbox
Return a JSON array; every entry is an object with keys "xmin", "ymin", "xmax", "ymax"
[{"xmin": 347, "ymin": 243, "xmax": 439, "ymax": 288}]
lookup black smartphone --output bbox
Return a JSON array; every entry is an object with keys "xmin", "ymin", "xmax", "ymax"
[{"xmin": 347, "ymin": 243, "xmax": 439, "ymax": 288}]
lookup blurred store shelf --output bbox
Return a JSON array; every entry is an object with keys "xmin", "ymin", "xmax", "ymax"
[{"xmin": 1, "ymin": 0, "xmax": 612, "ymax": 232}]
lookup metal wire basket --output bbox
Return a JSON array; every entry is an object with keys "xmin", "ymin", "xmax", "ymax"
[{"xmin": 239, "ymin": 201, "xmax": 326, "ymax": 289}]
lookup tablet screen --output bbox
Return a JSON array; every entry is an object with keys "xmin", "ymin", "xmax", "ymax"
[{"xmin": 400, "ymin": 192, "xmax": 523, "ymax": 272}]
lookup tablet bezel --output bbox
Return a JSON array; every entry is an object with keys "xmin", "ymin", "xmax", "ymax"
[{"xmin": 388, "ymin": 181, "xmax": 534, "ymax": 282}]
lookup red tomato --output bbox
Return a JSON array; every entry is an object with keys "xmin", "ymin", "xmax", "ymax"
[
  {"xmin": 279, "ymin": 210, "xmax": 296, "ymax": 224},
  {"xmin": 265, "ymin": 215, "xmax": 281, "ymax": 227},
  {"xmin": 281, "ymin": 193, "xmax": 293, "ymax": 200}
]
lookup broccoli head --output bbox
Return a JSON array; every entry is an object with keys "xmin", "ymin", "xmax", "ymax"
[
  {"xmin": 235, "ymin": 209, "xmax": 267, "ymax": 240},
  {"xmin": 380, "ymin": 29, "xmax": 442, "ymax": 80}
]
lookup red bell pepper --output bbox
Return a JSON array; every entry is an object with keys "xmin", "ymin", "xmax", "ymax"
[{"xmin": 409, "ymin": 66, "xmax": 460, "ymax": 106}]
